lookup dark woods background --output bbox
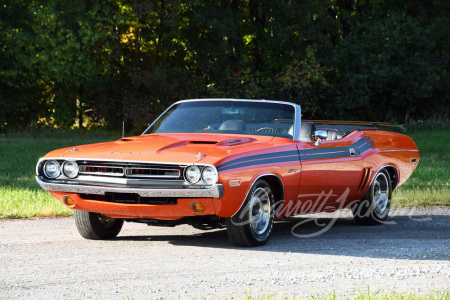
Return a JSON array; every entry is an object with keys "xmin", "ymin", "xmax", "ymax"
[{"xmin": 1, "ymin": 0, "xmax": 448, "ymax": 132}]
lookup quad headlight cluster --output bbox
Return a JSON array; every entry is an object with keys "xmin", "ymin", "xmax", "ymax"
[
  {"xmin": 184, "ymin": 165, "xmax": 218, "ymax": 185},
  {"xmin": 43, "ymin": 160, "xmax": 79, "ymax": 179},
  {"xmin": 62, "ymin": 161, "xmax": 79, "ymax": 178},
  {"xmin": 41, "ymin": 159, "xmax": 217, "ymax": 185}
]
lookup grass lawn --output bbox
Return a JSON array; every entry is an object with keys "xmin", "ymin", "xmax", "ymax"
[
  {"xmin": 392, "ymin": 128, "xmax": 450, "ymax": 207},
  {"xmin": 0, "ymin": 130, "xmax": 118, "ymax": 218},
  {"xmin": 89, "ymin": 289, "xmax": 450, "ymax": 300},
  {"xmin": 0, "ymin": 127, "xmax": 448, "ymax": 219}
]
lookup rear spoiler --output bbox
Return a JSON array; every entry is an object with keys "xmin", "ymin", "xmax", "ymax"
[{"xmin": 303, "ymin": 120, "xmax": 406, "ymax": 132}]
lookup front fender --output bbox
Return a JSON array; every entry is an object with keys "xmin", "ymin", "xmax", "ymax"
[{"xmin": 213, "ymin": 171, "xmax": 284, "ymax": 218}]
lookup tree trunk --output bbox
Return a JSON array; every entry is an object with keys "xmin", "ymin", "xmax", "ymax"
[{"xmin": 77, "ymin": 84, "xmax": 83, "ymax": 128}]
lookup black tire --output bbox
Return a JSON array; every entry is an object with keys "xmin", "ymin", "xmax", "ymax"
[
  {"xmin": 226, "ymin": 179, "xmax": 275, "ymax": 247},
  {"xmin": 352, "ymin": 169, "xmax": 392, "ymax": 225},
  {"xmin": 73, "ymin": 210, "xmax": 124, "ymax": 240}
]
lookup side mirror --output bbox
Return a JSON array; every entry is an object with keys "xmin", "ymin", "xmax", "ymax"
[{"xmin": 314, "ymin": 130, "xmax": 327, "ymax": 146}]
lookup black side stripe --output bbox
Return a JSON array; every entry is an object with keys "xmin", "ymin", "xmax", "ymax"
[
  {"xmin": 217, "ymin": 154, "xmax": 299, "ymax": 172},
  {"xmin": 299, "ymin": 150, "xmax": 354, "ymax": 161},
  {"xmin": 216, "ymin": 136, "xmax": 375, "ymax": 172},
  {"xmin": 358, "ymin": 143, "xmax": 374, "ymax": 154}
]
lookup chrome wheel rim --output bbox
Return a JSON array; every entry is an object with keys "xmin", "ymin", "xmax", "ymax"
[
  {"xmin": 373, "ymin": 173, "xmax": 389, "ymax": 215},
  {"xmin": 249, "ymin": 187, "xmax": 271, "ymax": 234}
]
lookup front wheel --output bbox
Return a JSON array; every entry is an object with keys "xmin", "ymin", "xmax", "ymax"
[
  {"xmin": 226, "ymin": 179, "xmax": 275, "ymax": 247},
  {"xmin": 73, "ymin": 210, "xmax": 124, "ymax": 240},
  {"xmin": 352, "ymin": 169, "xmax": 392, "ymax": 225}
]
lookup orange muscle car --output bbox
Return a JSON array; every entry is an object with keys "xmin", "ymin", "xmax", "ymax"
[{"xmin": 36, "ymin": 99, "xmax": 419, "ymax": 246}]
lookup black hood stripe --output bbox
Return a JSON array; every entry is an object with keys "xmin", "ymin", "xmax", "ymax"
[
  {"xmin": 217, "ymin": 150, "xmax": 298, "ymax": 170},
  {"xmin": 217, "ymin": 155, "xmax": 300, "ymax": 172}
]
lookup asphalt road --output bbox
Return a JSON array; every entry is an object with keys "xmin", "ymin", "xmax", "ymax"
[{"xmin": 1, "ymin": 207, "xmax": 449, "ymax": 299}]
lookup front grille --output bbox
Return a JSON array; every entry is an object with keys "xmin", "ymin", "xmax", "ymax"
[
  {"xmin": 78, "ymin": 162, "xmax": 184, "ymax": 180},
  {"xmin": 126, "ymin": 166, "xmax": 180, "ymax": 178},
  {"xmin": 79, "ymin": 165, "xmax": 125, "ymax": 176}
]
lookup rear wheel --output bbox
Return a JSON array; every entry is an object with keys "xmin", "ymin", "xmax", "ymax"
[
  {"xmin": 73, "ymin": 210, "xmax": 124, "ymax": 240},
  {"xmin": 352, "ymin": 169, "xmax": 392, "ymax": 225},
  {"xmin": 226, "ymin": 179, "xmax": 275, "ymax": 247}
]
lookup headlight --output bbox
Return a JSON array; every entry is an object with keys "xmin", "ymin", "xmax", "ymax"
[
  {"xmin": 185, "ymin": 165, "xmax": 201, "ymax": 183},
  {"xmin": 43, "ymin": 160, "xmax": 61, "ymax": 179},
  {"xmin": 62, "ymin": 161, "xmax": 79, "ymax": 178},
  {"xmin": 202, "ymin": 166, "xmax": 218, "ymax": 185}
]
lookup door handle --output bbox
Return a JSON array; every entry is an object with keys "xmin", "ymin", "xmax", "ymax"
[{"xmin": 349, "ymin": 148, "xmax": 356, "ymax": 156}]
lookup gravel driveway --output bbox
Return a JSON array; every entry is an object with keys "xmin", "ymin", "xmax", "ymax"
[{"xmin": 1, "ymin": 207, "xmax": 449, "ymax": 299}]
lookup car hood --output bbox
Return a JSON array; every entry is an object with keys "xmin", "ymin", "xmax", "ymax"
[{"xmin": 43, "ymin": 133, "xmax": 281, "ymax": 166}]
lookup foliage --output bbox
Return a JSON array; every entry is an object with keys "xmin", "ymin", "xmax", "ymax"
[
  {"xmin": 325, "ymin": 13, "xmax": 448, "ymax": 122},
  {"xmin": 0, "ymin": 0, "xmax": 448, "ymax": 131}
]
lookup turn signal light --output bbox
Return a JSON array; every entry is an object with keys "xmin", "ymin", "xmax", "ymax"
[
  {"xmin": 190, "ymin": 202, "xmax": 204, "ymax": 213},
  {"xmin": 63, "ymin": 195, "xmax": 75, "ymax": 207}
]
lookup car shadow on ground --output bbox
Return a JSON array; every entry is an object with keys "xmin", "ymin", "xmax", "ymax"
[{"xmin": 114, "ymin": 213, "xmax": 450, "ymax": 261}]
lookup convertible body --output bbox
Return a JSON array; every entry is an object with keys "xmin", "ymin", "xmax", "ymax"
[{"xmin": 36, "ymin": 99, "xmax": 419, "ymax": 246}]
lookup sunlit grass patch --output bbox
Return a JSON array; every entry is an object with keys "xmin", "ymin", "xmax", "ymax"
[
  {"xmin": 391, "ymin": 128, "xmax": 449, "ymax": 207},
  {"xmin": 97, "ymin": 289, "xmax": 449, "ymax": 300},
  {"xmin": 0, "ymin": 130, "xmax": 118, "ymax": 219},
  {"xmin": 0, "ymin": 127, "xmax": 448, "ymax": 219},
  {"xmin": 232, "ymin": 289, "xmax": 448, "ymax": 300},
  {"xmin": 393, "ymin": 186, "xmax": 449, "ymax": 208},
  {"xmin": 0, "ymin": 186, "xmax": 71, "ymax": 219}
]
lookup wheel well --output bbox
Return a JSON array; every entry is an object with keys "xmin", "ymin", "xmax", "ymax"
[
  {"xmin": 260, "ymin": 175, "xmax": 284, "ymax": 204},
  {"xmin": 382, "ymin": 166, "xmax": 399, "ymax": 190}
]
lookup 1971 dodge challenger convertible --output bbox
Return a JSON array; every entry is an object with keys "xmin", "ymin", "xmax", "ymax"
[{"xmin": 36, "ymin": 99, "xmax": 419, "ymax": 246}]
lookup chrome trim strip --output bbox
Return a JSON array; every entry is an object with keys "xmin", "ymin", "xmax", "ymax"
[
  {"xmin": 58, "ymin": 175, "xmax": 191, "ymax": 187},
  {"xmin": 36, "ymin": 177, "xmax": 223, "ymax": 198},
  {"xmin": 293, "ymin": 103, "xmax": 301, "ymax": 141},
  {"xmin": 142, "ymin": 99, "xmax": 301, "ymax": 141}
]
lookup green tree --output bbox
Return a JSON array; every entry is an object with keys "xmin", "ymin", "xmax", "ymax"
[{"xmin": 326, "ymin": 13, "xmax": 447, "ymax": 122}]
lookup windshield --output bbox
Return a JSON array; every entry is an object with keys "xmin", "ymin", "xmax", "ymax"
[{"xmin": 144, "ymin": 100, "xmax": 296, "ymax": 138}]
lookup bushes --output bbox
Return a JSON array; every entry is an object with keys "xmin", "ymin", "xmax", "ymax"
[
  {"xmin": 0, "ymin": 1, "xmax": 448, "ymax": 132},
  {"xmin": 325, "ymin": 13, "xmax": 448, "ymax": 122}
]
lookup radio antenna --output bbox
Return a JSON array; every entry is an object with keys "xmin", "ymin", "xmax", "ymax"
[{"xmin": 122, "ymin": 121, "xmax": 125, "ymax": 138}]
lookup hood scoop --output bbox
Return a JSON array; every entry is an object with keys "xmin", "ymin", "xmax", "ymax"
[
  {"xmin": 218, "ymin": 137, "xmax": 256, "ymax": 146},
  {"xmin": 118, "ymin": 137, "xmax": 136, "ymax": 142},
  {"xmin": 190, "ymin": 141, "xmax": 218, "ymax": 145}
]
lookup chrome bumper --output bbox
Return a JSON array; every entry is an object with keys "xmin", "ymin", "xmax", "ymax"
[{"xmin": 36, "ymin": 177, "xmax": 223, "ymax": 198}]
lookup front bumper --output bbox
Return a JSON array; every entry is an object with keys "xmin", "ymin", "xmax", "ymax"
[{"xmin": 36, "ymin": 176, "xmax": 223, "ymax": 198}]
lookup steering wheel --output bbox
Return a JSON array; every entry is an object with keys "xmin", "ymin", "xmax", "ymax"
[{"xmin": 257, "ymin": 127, "xmax": 278, "ymax": 133}]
